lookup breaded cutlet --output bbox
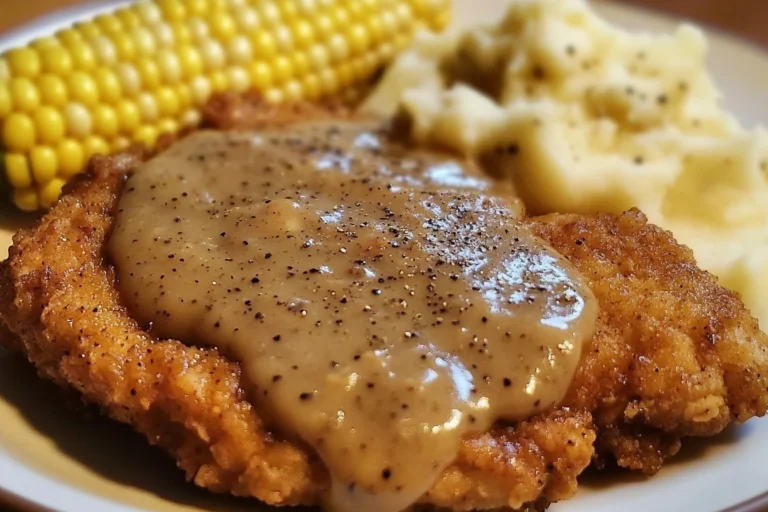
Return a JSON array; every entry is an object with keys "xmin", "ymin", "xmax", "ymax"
[{"xmin": 0, "ymin": 97, "xmax": 766, "ymax": 511}]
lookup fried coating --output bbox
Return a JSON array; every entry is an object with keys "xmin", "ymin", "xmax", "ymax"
[
  {"xmin": 0, "ymin": 98, "xmax": 766, "ymax": 510},
  {"xmin": 530, "ymin": 211, "xmax": 768, "ymax": 473},
  {"xmin": 0, "ymin": 151, "xmax": 593, "ymax": 511}
]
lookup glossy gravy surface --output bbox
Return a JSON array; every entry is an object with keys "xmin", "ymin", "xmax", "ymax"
[{"xmin": 110, "ymin": 121, "xmax": 596, "ymax": 512}]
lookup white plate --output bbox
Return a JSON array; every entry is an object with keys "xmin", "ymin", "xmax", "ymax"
[{"xmin": 2, "ymin": 1, "xmax": 768, "ymax": 511}]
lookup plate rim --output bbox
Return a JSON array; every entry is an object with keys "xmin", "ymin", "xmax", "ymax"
[{"xmin": 1, "ymin": 1, "xmax": 768, "ymax": 511}]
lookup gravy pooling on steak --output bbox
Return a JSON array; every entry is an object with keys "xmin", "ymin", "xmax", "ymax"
[{"xmin": 109, "ymin": 121, "xmax": 597, "ymax": 512}]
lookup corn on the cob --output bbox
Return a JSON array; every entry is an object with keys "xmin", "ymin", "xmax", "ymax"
[{"xmin": 0, "ymin": 0, "xmax": 451, "ymax": 211}]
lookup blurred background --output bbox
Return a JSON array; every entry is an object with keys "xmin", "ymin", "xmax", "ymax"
[{"xmin": 0, "ymin": 0, "xmax": 766, "ymax": 46}]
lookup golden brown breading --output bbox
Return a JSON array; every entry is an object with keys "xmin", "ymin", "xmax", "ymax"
[
  {"xmin": 530, "ymin": 211, "xmax": 768, "ymax": 473},
  {"xmin": 0, "ymin": 151, "xmax": 594, "ymax": 511}
]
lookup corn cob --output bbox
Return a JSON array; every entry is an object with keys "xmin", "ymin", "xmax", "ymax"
[{"xmin": 0, "ymin": 0, "xmax": 451, "ymax": 211}]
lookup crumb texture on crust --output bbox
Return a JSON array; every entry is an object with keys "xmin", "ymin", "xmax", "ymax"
[
  {"xmin": 530, "ymin": 210, "xmax": 768, "ymax": 473},
  {"xmin": 0, "ymin": 136, "xmax": 593, "ymax": 511}
]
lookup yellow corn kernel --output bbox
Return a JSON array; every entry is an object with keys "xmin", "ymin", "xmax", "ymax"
[
  {"xmin": 135, "ymin": 1, "xmax": 162, "ymax": 24},
  {"xmin": 234, "ymin": 6, "xmax": 260, "ymax": 32},
  {"xmin": 291, "ymin": 19, "xmax": 314, "ymax": 48},
  {"xmin": 31, "ymin": 37, "xmax": 59, "ymax": 52},
  {"xmin": 319, "ymin": 67, "xmax": 339, "ymax": 95},
  {"xmin": 64, "ymin": 102, "xmax": 93, "ymax": 137},
  {"xmin": 156, "ymin": 86, "xmax": 180, "ymax": 117},
  {"xmin": 264, "ymin": 87, "xmax": 283, "ymax": 103},
  {"xmin": 307, "ymin": 44, "xmax": 330, "ymax": 71},
  {"xmin": 115, "ymin": 8, "xmax": 141, "ymax": 29},
  {"xmin": 112, "ymin": 136, "xmax": 131, "ymax": 151},
  {"xmin": 170, "ymin": 21, "xmax": 193, "ymax": 45},
  {"xmin": 199, "ymin": 40, "xmax": 226, "ymax": 71},
  {"xmin": 39, "ymin": 177, "xmax": 67, "ymax": 208},
  {"xmin": 4, "ymin": 153, "xmax": 33, "ymax": 188},
  {"xmin": 66, "ymin": 40, "xmax": 97, "ymax": 70},
  {"xmin": 137, "ymin": 92, "xmax": 159, "ymax": 122},
  {"xmin": 0, "ymin": 84, "xmax": 11, "ymax": 118},
  {"xmin": 348, "ymin": 58, "xmax": 366, "ymax": 82},
  {"xmin": 116, "ymin": 99, "xmax": 141, "ymax": 133},
  {"xmin": 248, "ymin": 61, "xmax": 273, "ymax": 90},
  {"xmin": 227, "ymin": 36, "xmax": 252, "ymax": 65},
  {"xmin": 91, "ymin": 36, "xmax": 118, "ymax": 66},
  {"xmin": 94, "ymin": 68, "xmax": 123, "ymax": 103},
  {"xmin": 284, "ymin": 80, "xmax": 302, "ymax": 102},
  {"xmin": 158, "ymin": 0, "xmax": 188, "ymax": 21},
  {"xmin": 331, "ymin": 6, "xmax": 351, "ymax": 28},
  {"xmin": 348, "ymin": 24, "xmax": 370, "ymax": 55},
  {"xmin": 3, "ymin": 113, "xmax": 36, "ymax": 152},
  {"xmin": 336, "ymin": 63, "xmax": 354, "ymax": 88},
  {"xmin": 130, "ymin": 26, "xmax": 157, "ymax": 56},
  {"xmin": 137, "ymin": 60, "xmax": 161, "ymax": 90},
  {"xmin": 83, "ymin": 135, "xmax": 109, "ymax": 161},
  {"xmin": 30, "ymin": 146, "xmax": 58, "ymax": 184},
  {"xmin": 378, "ymin": 42, "xmax": 394, "ymax": 62},
  {"xmin": 258, "ymin": 3, "xmax": 281, "ymax": 27},
  {"xmin": 93, "ymin": 105, "xmax": 119, "ymax": 137},
  {"xmin": 328, "ymin": 34, "xmax": 350, "ymax": 63},
  {"xmin": 178, "ymin": 46, "xmax": 203, "ymax": 78},
  {"xmin": 187, "ymin": 0, "xmax": 209, "ymax": 16},
  {"xmin": 279, "ymin": 1, "xmax": 299, "ymax": 20},
  {"xmin": 116, "ymin": 63, "xmax": 142, "ymax": 97},
  {"xmin": 55, "ymin": 28, "xmax": 82, "ymax": 47},
  {"xmin": 188, "ymin": 18, "xmax": 209, "ymax": 42},
  {"xmin": 6, "ymin": 47, "xmax": 41, "ymax": 78},
  {"xmin": 366, "ymin": 16, "xmax": 384, "ymax": 44},
  {"xmin": 110, "ymin": 32, "xmax": 138, "ymax": 61},
  {"xmin": 181, "ymin": 108, "xmax": 201, "ymax": 127},
  {"xmin": 291, "ymin": 52, "xmax": 310, "ymax": 76},
  {"xmin": 175, "ymin": 84, "xmax": 192, "ymax": 110},
  {"xmin": 147, "ymin": 24, "xmax": 175, "ymax": 47},
  {"xmin": 158, "ymin": 49, "xmax": 182, "ymax": 84},
  {"xmin": 226, "ymin": 67, "xmax": 250, "ymax": 93},
  {"xmin": 9, "ymin": 77, "xmax": 40, "ymax": 112},
  {"xmin": 189, "ymin": 75, "xmax": 212, "ymax": 105},
  {"xmin": 250, "ymin": 31, "xmax": 277, "ymax": 60},
  {"xmin": 34, "ymin": 107, "xmax": 66, "ymax": 144},
  {"xmin": 56, "ymin": 139, "xmax": 85, "ymax": 177},
  {"xmin": 67, "ymin": 72, "xmax": 100, "ymax": 106},
  {"xmin": 313, "ymin": 13, "xmax": 334, "ymax": 38},
  {"xmin": 302, "ymin": 73, "xmax": 321, "ymax": 100},
  {"xmin": 273, "ymin": 25, "xmax": 294, "ymax": 52},
  {"xmin": 395, "ymin": 3, "xmax": 414, "ymax": 26},
  {"xmin": 209, "ymin": 70, "xmax": 228, "ymax": 92},
  {"xmin": 147, "ymin": 26, "xmax": 174, "ymax": 48},
  {"xmin": 133, "ymin": 125, "xmax": 159, "ymax": 147},
  {"xmin": 13, "ymin": 187, "xmax": 39, "ymax": 212},
  {"xmin": 157, "ymin": 118, "xmax": 179, "ymax": 135},
  {"xmin": 271, "ymin": 55, "xmax": 292, "ymax": 84},
  {"xmin": 40, "ymin": 46, "xmax": 73, "ymax": 75},
  {"xmin": 209, "ymin": 11, "xmax": 236, "ymax": 41},
  {"xmin": 95, "ymin": 14, "xmax": 124, "ymax": 34},
  {"xmin": 74, "ymin": 21, "xmax": 102, "ymax": 40}
]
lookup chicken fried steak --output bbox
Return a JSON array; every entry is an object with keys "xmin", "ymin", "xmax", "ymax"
[{"xmin": 0, "ymin": 103, "xmax": 766, "ymax": 512}]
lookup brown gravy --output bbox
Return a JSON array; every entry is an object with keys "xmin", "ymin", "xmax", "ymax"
[{"xmin": 109, "ymin": 121, "xmax": 596, "ymax": 512}]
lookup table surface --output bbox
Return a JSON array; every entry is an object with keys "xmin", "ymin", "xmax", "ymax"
[{"xmin": 0, "ymin": 0, "xmax": 766, "ymax": 46}]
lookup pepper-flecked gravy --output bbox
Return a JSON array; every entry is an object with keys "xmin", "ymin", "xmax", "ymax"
[{"xmin": 110, "ymin": 121, "xmax": 597, "ymax": 512}]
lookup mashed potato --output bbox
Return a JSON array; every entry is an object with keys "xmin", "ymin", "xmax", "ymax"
[{"xmin": 361, "ymin": 0, "xmax": 768, "ymax": 327}]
